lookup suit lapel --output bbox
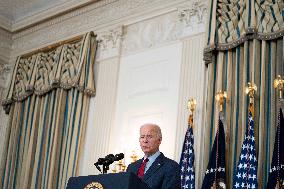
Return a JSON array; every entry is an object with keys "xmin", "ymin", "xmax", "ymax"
[
  {"xmin": 143, "ymin": 153, "xmax": 164, "ymax": 180},
  {"xmin": 134, "ymin": 159, "xmax": 143, "ymax": 174}
]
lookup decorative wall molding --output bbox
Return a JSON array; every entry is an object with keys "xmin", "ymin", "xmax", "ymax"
[
  {"xmin": 96, "ymin": 26, "xmax": 124, "ymax": 61},
  {"xmin": 121, "ymin": 0, "xmax": 207, "ymax": 55},
  {"xmin": 0, "ymin": 15, "xmax": 12, "ymax": 31},
  {"xmin": 178, "ymin": 0, "xmax": 208, "ymax": 37},
  {"xmin": 11, "ymin": 0, "xmax": 107, "ymax": 32},
  {"xmin": 0, "ymin": 29, "xmax": 12, "ymax": 62},
  {"xmin": 0, "ymin": 62, "xmax": 12, "ymax": 88},
  {"xmin": 11, "ymin": 0, "xmax": 188, "ymax": 57},
  {"xmin": 12, "ymin": 0, "xmax": 150, "ymax": 39},
  {"xmin": 178, "ymin": 0, "xmax": 207, "ymax": 26},
  {"xmin": 122, "ymin": 12, "xmax": 183, "ymax": 55}
]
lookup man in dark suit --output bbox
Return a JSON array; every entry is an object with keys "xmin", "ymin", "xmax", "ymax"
[{"xmin": 126, "ymin": 123, "xmax": 181, "ymax": 189}]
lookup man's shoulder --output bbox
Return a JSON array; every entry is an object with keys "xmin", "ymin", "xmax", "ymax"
[
  {"xmin": 128, "ymin": 159, "xmax": 141, "ymax": 167},
  {"xmin": 159, "ymin": 153, "xmax": 180, "ymax": 168},
  {"xmin": 127, "ymin": 159, "xmax": 142, "ymax": 169}
]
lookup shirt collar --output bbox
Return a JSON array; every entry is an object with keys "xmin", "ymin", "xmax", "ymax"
[
  {"xmin": 144, "ymin": 151, "xmax": 160, "ymax": 162},
  {"xmin": 143, "ymin": 151, "xmax": 160, "ymax": 173}
]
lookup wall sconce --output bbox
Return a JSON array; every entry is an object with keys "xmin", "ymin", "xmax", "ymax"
[
  {"xmin": 273, "ymin": 75, "xmax": 284, "ymax": 99},
  {"xmin": 215, "ymin": 90, "xmax": 227, "ymax": 112}
]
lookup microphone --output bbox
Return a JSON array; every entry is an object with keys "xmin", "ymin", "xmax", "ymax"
[
  {"xmin": 114, "ymin": 153, "xmax": 124, "ymax": 161},
  {"xmin": 103, "ymin": 154, "xmax": 115, "ymax": 166},
  {"xmin": 94, "ymin": 153, "xmax": 124, "ymax": 174}
]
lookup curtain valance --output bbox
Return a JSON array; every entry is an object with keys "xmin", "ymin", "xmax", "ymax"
[
  {"xmin": 2, "ymin": 32, "xmax": 97, "ymax": 114},
  {"xmin": 204, "ymin": 0, "xmax": 284, "ymax": 65}
]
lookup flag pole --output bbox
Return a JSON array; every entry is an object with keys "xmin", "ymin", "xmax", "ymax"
[
  {"xmin": 180, "ymin": 98, "xmax": 196, "ymax": 189},
  {"xmin": 213, "ymin": 90, "xmax": 227, "ymax": 189},
  {"xmin": 273, "ymin": 75, "xmax": 284, "ymax": 188},
  {"xmin": 232, "ymin": 82, "xmax": 258, "ymax": 188}
]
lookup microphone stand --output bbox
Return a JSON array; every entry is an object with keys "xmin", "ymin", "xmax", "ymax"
[{"xmin": 103, "ymin": 164, "xmax": 110, "ymax": 174}]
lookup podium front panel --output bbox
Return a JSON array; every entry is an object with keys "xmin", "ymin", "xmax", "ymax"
[{"xmin": 66, "ymin": 172, "xmax": 150, "ymax": 189}]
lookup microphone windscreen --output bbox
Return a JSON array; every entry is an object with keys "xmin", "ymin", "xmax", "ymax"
[{"xmin": 114, "ymin": 153, "xmax": 124, "ymax": 161}]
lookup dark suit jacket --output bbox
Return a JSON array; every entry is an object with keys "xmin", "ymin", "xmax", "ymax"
[{"xmin": 126, "ymin": 153, "xmax": 181, "ymax": 189}]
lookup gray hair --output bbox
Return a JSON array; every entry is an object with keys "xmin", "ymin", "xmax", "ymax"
[{"xmin": 140, "ymin": 123, "xmax": 162, "ymax": 139}]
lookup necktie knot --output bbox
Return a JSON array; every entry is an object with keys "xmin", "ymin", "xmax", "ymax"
[{"xmin": 137, "ymin": 158, "xmax": 149, "ymax": 178}]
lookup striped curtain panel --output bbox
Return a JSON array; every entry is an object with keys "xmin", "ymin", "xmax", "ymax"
[
  {"xmin": 203, "ymin": 0, "xmax": 284, "ymax": 188},
  {"xmin": 0, "ymin": 32, "xmax": 97, "ymax": 189}
]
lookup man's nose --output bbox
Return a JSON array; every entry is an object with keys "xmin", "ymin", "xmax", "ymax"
[{"xmin": 142, "ymin": 138, "xmax": 149, "ymax": 142}]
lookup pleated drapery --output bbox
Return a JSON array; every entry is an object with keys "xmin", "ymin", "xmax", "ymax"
[
  {"xmin": 0, "ymin": 32, "xmax": 97, "ymax": 189},
  {"xmin": 203, "ymin": 0, "xmax": 284, "ymax": 188}
]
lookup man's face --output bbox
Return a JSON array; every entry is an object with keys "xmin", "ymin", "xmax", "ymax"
[{"xmin": 139, "ymin": 125, "xmax": 162, "ymax": 156}]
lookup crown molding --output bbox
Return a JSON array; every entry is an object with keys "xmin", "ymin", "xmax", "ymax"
[
  {"xmin": 0, "ymin": 28, "xmax": 12, "ymax": 63},
  {"xmin": 10, "ymin": 0, "xmax": 208, "ymax": 57},
  {"xmin": 0, "ymin": 15, "xmax": 12, "ymax": 31},
  {"xmin": 0, "ymin": 0, "xmax": 106, "ymax": 33}
]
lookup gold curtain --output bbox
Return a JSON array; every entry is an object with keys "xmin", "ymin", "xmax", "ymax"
[
  {"xmin": 0, "ymin": 32, "xmax": 97, "ymax": 189},
  {"xmin": 203, "ymin": 0, "xmax": 284, "ymax": 188}
]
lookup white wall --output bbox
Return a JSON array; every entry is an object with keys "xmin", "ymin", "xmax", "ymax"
[{"xmin": 109, "ymin": 43, "xmax": 182, "ymax": 165}]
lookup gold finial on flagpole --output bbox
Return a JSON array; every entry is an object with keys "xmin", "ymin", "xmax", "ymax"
[
  {"xmin": 187, "ymin": 98, "xmax": 196, "ymax": 127},
  {"xmin": 187, "ymin": 98, "xmax": 197, "ymax": 114},
  {"xmin": 245, "ymin": 82, "xmax": 257, "ymax": 104},
  {"xmin": 274, "ymin": 75, "xmax": 284, "ymax": 100},
  {"xmin": 215, "ymin": 90, "xmax": 227, "ymax": 112}
]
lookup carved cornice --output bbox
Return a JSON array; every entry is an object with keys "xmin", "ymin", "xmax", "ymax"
[
  {"xmin": 178, "ymin": 0, "xmax": 207, "ymax": 26},
  {"xmin": 122, "ymin": 12, "xmax": 183, "ymax": 55},
  {"xmin": 121, "ymin": 0, "xmax": 208, "ymax": 55},
  {"xmin": 0, "ymin": 61, "xmax": 12, "ymax": 88},
  {"xmin": 96, "ymin": 26, "xmax": 124, "ymax": 61},
  {"xmin": 178, "ymin": 0, "xmax": 207, "ymax": 37},
  {"xmin": 11, "ymin": 0, "xmax": 186, "ymax": 56},
  {"xmin": 0, "ymin": 28, "xmax": 12, "ymax": 62},
  {"xmin": 0, "ymin": 15, "xmax": 12, "ymax": 31},
  {"xmin": 12, "ymin": 0, "xmax": 118, "ymax": 39},
  {"xmin": 9, "ymin": 0, "xmax": 209, "ymax": 57},
  {"xmin": 0, "ymin": 0, "xmax": 108, "ymax": 32},
  {"xmin": 0, "ymin": 28, "xmax": 12, "ymax": 42}
]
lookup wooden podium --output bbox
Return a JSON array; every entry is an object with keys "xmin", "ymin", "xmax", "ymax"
[{"xmin": 66, "ymin": 172, "xmax": 150, "ymax": 189}]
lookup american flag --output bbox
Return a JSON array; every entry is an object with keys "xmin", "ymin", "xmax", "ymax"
[
  {"xmin": 266, "ymin": 108, "xmax": 284, "ymax": 188},
  {"xmin": 232, "ymin": 106, "xmax": 258, "ymax": 189},
  {"xmin": 201, "ymin": 115, "xmax": 226, "ymax": 189},
  {"xmin": 180, "ymin": 114, "xmax": 195, "ymax": 189}
]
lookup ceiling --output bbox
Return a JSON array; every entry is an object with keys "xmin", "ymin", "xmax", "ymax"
[
  {"xmin": 0, "ymin": 0, "xmax": 70, "ymax": 22},
  {"xmin": 0, "ymin": 0, "xmax": 100, "ymax": 31}
]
